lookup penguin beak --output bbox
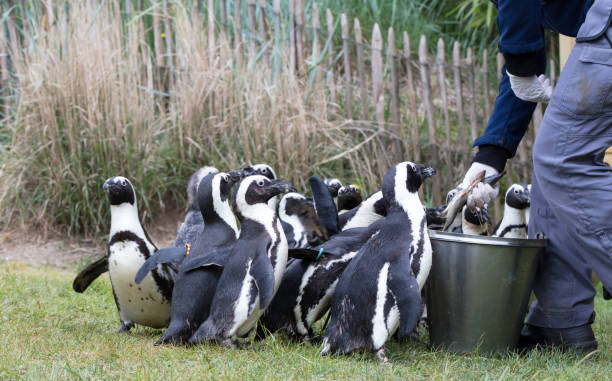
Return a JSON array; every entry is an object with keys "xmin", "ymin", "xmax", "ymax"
[
  {"xmin": 241, "ymin": 165, "xmax": 255, "ymax": 175},
  {"xmin": 418, "ymin": 165, "xmax": 436, "ymax": 179},
  {"xmin": 268, "ymin": 179, "xmax": 296, "ymax": 196}
]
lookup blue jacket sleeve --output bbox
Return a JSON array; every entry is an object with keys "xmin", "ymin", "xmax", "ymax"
[{"xmin": 497, "ymin": 0, "xmax": 544, "ymax": 54}]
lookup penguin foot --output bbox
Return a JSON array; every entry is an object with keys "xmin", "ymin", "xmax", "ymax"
[
  {"xmin": 375, "ymin": 348, "xmax": 390, "ymax": 364},
  {"xmin": 118, "ymin": 321, "xmax": 134, "ymax": 333}
]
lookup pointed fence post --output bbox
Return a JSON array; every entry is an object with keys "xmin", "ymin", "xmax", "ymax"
[
  {"xmin": 466, "ymin": 48, "xmax": 478, "ymax": 144},
  {"xmin": 326, "ymin": 9, "xmax": 337, "ymax": 106},
  {"xmin": 453, "ymin": 42, "xmax": 467, "ymax": 152},
  {"xmin": 419, "ymin": 35, "xmax": 441, "ymax": 205},
  {"xmin": 404, "ymin": 32, "xmax": 421, "ymax": 163},
  {"xmin": 388, "ymin": 28, "xmax": 402, "ymax": 159},
  {"xmin": 437, "ymin": 38, "xmax": 450, "ymax": 148},
  {"xmin": 354, "ymin": 19, "xmax": 368, "ymax": 119},
  {"xmin": 341, "ymin": 14, "xmax": 352, "ymax": 118}
]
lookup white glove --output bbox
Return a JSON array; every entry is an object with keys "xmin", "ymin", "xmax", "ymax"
[
  {"xmin": 507, "ymin": 72, "xmax": 552, "ymax": 103},
  {"xmin": 447, "ymin": 162, "xmax": 499, "ymax": 210}
]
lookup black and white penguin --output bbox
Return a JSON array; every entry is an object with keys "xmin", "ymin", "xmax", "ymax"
[
  {"xmin": 278, "ymin": 192, "xmax": 327, "ymax": 249},
  {"xmin": 493, "ymin": 183, "xmax": 531, "ymax": 238},
  {"xmin": 243, "ymin": 163, "xmax": 278, "ymax": 210},
  {"xmin": 461, "ymin": 206, "xmax": 491, "ymax": 236},
  {"xmin": 258, "ymin": 224, "xmax": 380, "ymax": 339},
  {"xmin": 324, "ymin": 178, "xmax": 343, "ymax": 202},
  {"xmin": 173, "ymin": 166, "xmax": 219, "ymax": 247},
  {"xmin": 188, "ymin": 175, "xmax": 295, "ymax": 346},
  {"xmin": 338, "ymin": 191, "xmax": 387, "ymax": 231},
  {"xmin": 86, "ymin": 176, "xmax": 173, "ymax": 332},
  {"xmin": 321, "ymin": 162, "xmax": 435, "ymax": 362},
  {"xmin": 141, "ymin": 171, "xmax": 242, "ymax": 345},
  {"xmin": 337, "ymin": 185, "xmax": 362, "ymax": 214}
]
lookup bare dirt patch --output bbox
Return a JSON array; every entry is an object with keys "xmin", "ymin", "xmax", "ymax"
[{"xmin": 0, "ymin": 208, "xmax": 184, "ymax": 271}]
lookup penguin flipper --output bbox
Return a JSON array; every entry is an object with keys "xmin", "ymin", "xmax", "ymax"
[
  {"xmin": 73, "ymin": 257, "xmax": 109, "ymax": 293},
  {"xmin": 135, "ymin": 247, "xmax": 187, "ymax": 284},
  {"xmin": 251, "ymin": 252, "xmax": 276, "ymax": 309},
  {"xmin": 388, "ymin": 263, "xmax": 422, "ymax": 340},
  {"xmin": 309, "ymin": 176, "xmax": 339, "ymax": 236},
  {"xmin": 181, "ymin": 248, "xmax": 232, "ymax": 273}
]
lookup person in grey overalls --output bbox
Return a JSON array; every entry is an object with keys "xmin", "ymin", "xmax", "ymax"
[
  {"xmin": 522, "ymin": 1, "xmax": 612, "ymax": 353},
  {"xmin": 452, "ymin": 0, "xmax": 611, "ymax": 353}
]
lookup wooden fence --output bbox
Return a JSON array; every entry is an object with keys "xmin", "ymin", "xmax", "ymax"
[{"xmin": 0, "ymin": 0, "xmax": 551, "ymax": 220}]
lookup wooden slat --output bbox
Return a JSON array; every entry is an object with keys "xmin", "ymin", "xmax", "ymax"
[
  {"xmin": 312, "ymin": 3, "xmax": 321, "ymax": 85},
  {"xmin": 372, "ymin": 24, "xmax": 387, "ymax": 174},
  {"xmin": 341, "ymin": 14, "xmax": 352, "ymax": 118},
  {"xmin": 482, "ymin": 49, "xmax": 490, "ymax": 119},
  {"xmin": 295, "ymin": 0, "xmax": 305, "ymax": 75},
  {"xmin": 453, "ymin": 42, "xmax": 467, "ymax": 150},
  {"xmin": 403, "ymin": 32, "xmax": 421, "ymax": 163},
  {"xmin": 162, "ymin": 0, "xmax": 173, "ymax": 68},
  {"xmin": 258, "ymin": 0, "xmax": 270, "ymax": 65},
  {"xmin": 354, "ymin": 19, "xmax": 368, "ymax": 119},
  {"xmin": 234, "ymin": 0, "xmax": 243, "ymax": 69},
  {"xmin": 247, "ymin": 0, "xmax": 257, "ymax": 64},
  {"xmin": 152, "ymin": 1, "xmax": 163, "ymax": 64},
  {"xmin": 388, "ymin": 28, "xmax": 402, "ymax": 158},
  {"xmin": 419, "ymin": 35, "xmax": 441, "ymax": 205},
  {"xmin": 272, "ymin": 0, "xmax": 281, "ymax": 77},
  {"xmin": 466, "ymin": 48, "xmax": 478, "ymax": 144},
  {"xmin": 437, "ymin": 38, "xmax": 450, "ymax": 148},
  {"xmin": 288, "ymin": 0, "xmax": 295, "ymax": 76},
  {"xmin": 326, "ymin": 9, "xmax": 337, "ymax": 106},
  {"xmin": 208, "ymin": 0, "xmax": 216, "ymax": 64}
]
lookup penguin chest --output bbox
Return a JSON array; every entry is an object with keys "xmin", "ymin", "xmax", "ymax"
[
  {"xmin": 371, "ymin": 263, "xmax": 399, "ymax": 350},
  {"xmin": 108, "ymin": 241, "xmax": 170, "ymax": 328},
  {"xmin": 295, "ymin": 252, "xmax": 357, "ymax": 335},
  {"xmin": 230, "ymin": 259, "xmax": 261, "ymax": 338},
  {"xmin": 413, "ymin": 231, "xmax": 432, "ymax": 290}
]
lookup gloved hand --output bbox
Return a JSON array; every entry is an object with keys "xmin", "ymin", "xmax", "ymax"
[
  {"xmin": 507, "ymin": 72, "xmax": 552, "ymax": 103},
  {"xmin": 447, "ymin": 162, "xmax": 499, "ymax": 210}
]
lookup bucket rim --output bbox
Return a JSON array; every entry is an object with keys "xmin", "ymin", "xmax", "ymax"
[{"xmin": 428, "ymin": 229, "xmax": 547, "ymax": 248}]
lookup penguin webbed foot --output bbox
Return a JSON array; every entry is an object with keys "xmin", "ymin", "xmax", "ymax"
[
  {"xmin": 118, "ymin": 321, "xmax": 134, "ymax": 334},
  {"xmin": 375, "ymin": 347, "xmax": 391, "ymax": 365}
]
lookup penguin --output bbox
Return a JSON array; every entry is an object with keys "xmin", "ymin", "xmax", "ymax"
[
  {"xmin": 243, "ymin": 163, "xmax": 278, "ymax": 210},
  {"xmin": 173, "ymin": 166, "xmax": 219, "ymax": 247},
  {"xmin": 324, "ymin": 178, "xmax": 343, "ymax": 201},
  {"xmin": 73, "ymin": 176, "xmax": 173, "ymax": 332},
  {"xmin": 321, "ymin": 162, "xmax": 435, "ymax": 362},
  {"xmin": 493, "ymin": 183, "xmax": 531, "ymax": 238},
  {"xmin": 338, "ymin": 191, "xmax": 387, "ymax": 231},
  {"xmin": 138, "ymin": 171, "xmax": 242, "ymax": 345},
  {"xmin": 461, "ymin": 206, "xmax": 491, "ymax": 236},
  {"xmin": 337, "ymin": 185, "xmax": 362, "ymax": 214},
  {"xmin": 258, "ymin": 224, "xmax": 381, "ymax": 339},
  {"xmin": 278, "ymin": 192, "xmax": 327, "ymax": 249},
  {"xmin": 188, "ymin": 175, "xmax": 295, "ymax": 346},
  {"xmin": 424, "ymin": 204, "xmax": 447, "ymax": 230}
]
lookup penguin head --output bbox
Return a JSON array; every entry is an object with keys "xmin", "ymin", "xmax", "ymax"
[
  {"xmin": 242, "ymin": 163, "xmax": 277, "ymax": 180},
  {"xmin": 234, "ymin": 175, "xmax": 296, "ymax": 212},
  {"xmin": 337, "ymin": 184, "xmax": 362, "ymax": 211},
  {"xmin": 505, "ymin": 183, "xmax": 530, "ymax": 210},
  {"xmin": 197, "ymin": 171, "xmax": 242, "ymax": 219},
  {"xmin": 103, "ymin": 176, "xmax": 136, "ymax": 206},
  {"xmin": 462, "ymin": 205, "xmax": 490, "ymax": 226},
  {"xmin": 186, "ymin": 166, "xmax": 219, "ymax": 209},
  {"xmin": 324, "ymin": 178, "xmax": 342, "ymax": 198},
  {"xmin": 382, "ymin": 162, "xmax": 435, "ymax": 208}
]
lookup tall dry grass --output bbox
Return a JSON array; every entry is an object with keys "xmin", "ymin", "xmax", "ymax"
[{"xmin": 0, "ymin": 1, "xmax": 390, "ymax": 236}]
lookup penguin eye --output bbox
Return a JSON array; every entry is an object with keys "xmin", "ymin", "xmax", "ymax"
[
  {"xmin": 121, "ymin": 180, "xmax": 127, "ymax": 186},
  {"xmin": 261, "ymin": 168, "xmax": 268, "ymax": 173},
  {"xmin": 257, "ymin": 179, "xmax": 265, "ymax": 187},
  {"xmin": 514, "ymin": 189, "xmax": 519, "ymax": 194}
]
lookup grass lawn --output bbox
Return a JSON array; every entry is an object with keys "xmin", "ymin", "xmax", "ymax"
[{"xmin": 1, "ymin": 261, "xmax": 609, "ymax": 380}]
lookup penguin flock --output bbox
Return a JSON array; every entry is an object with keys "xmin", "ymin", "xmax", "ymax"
[{"xmin": 73, "ymin": 161, "xmax": 531, "ymax": 362}]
